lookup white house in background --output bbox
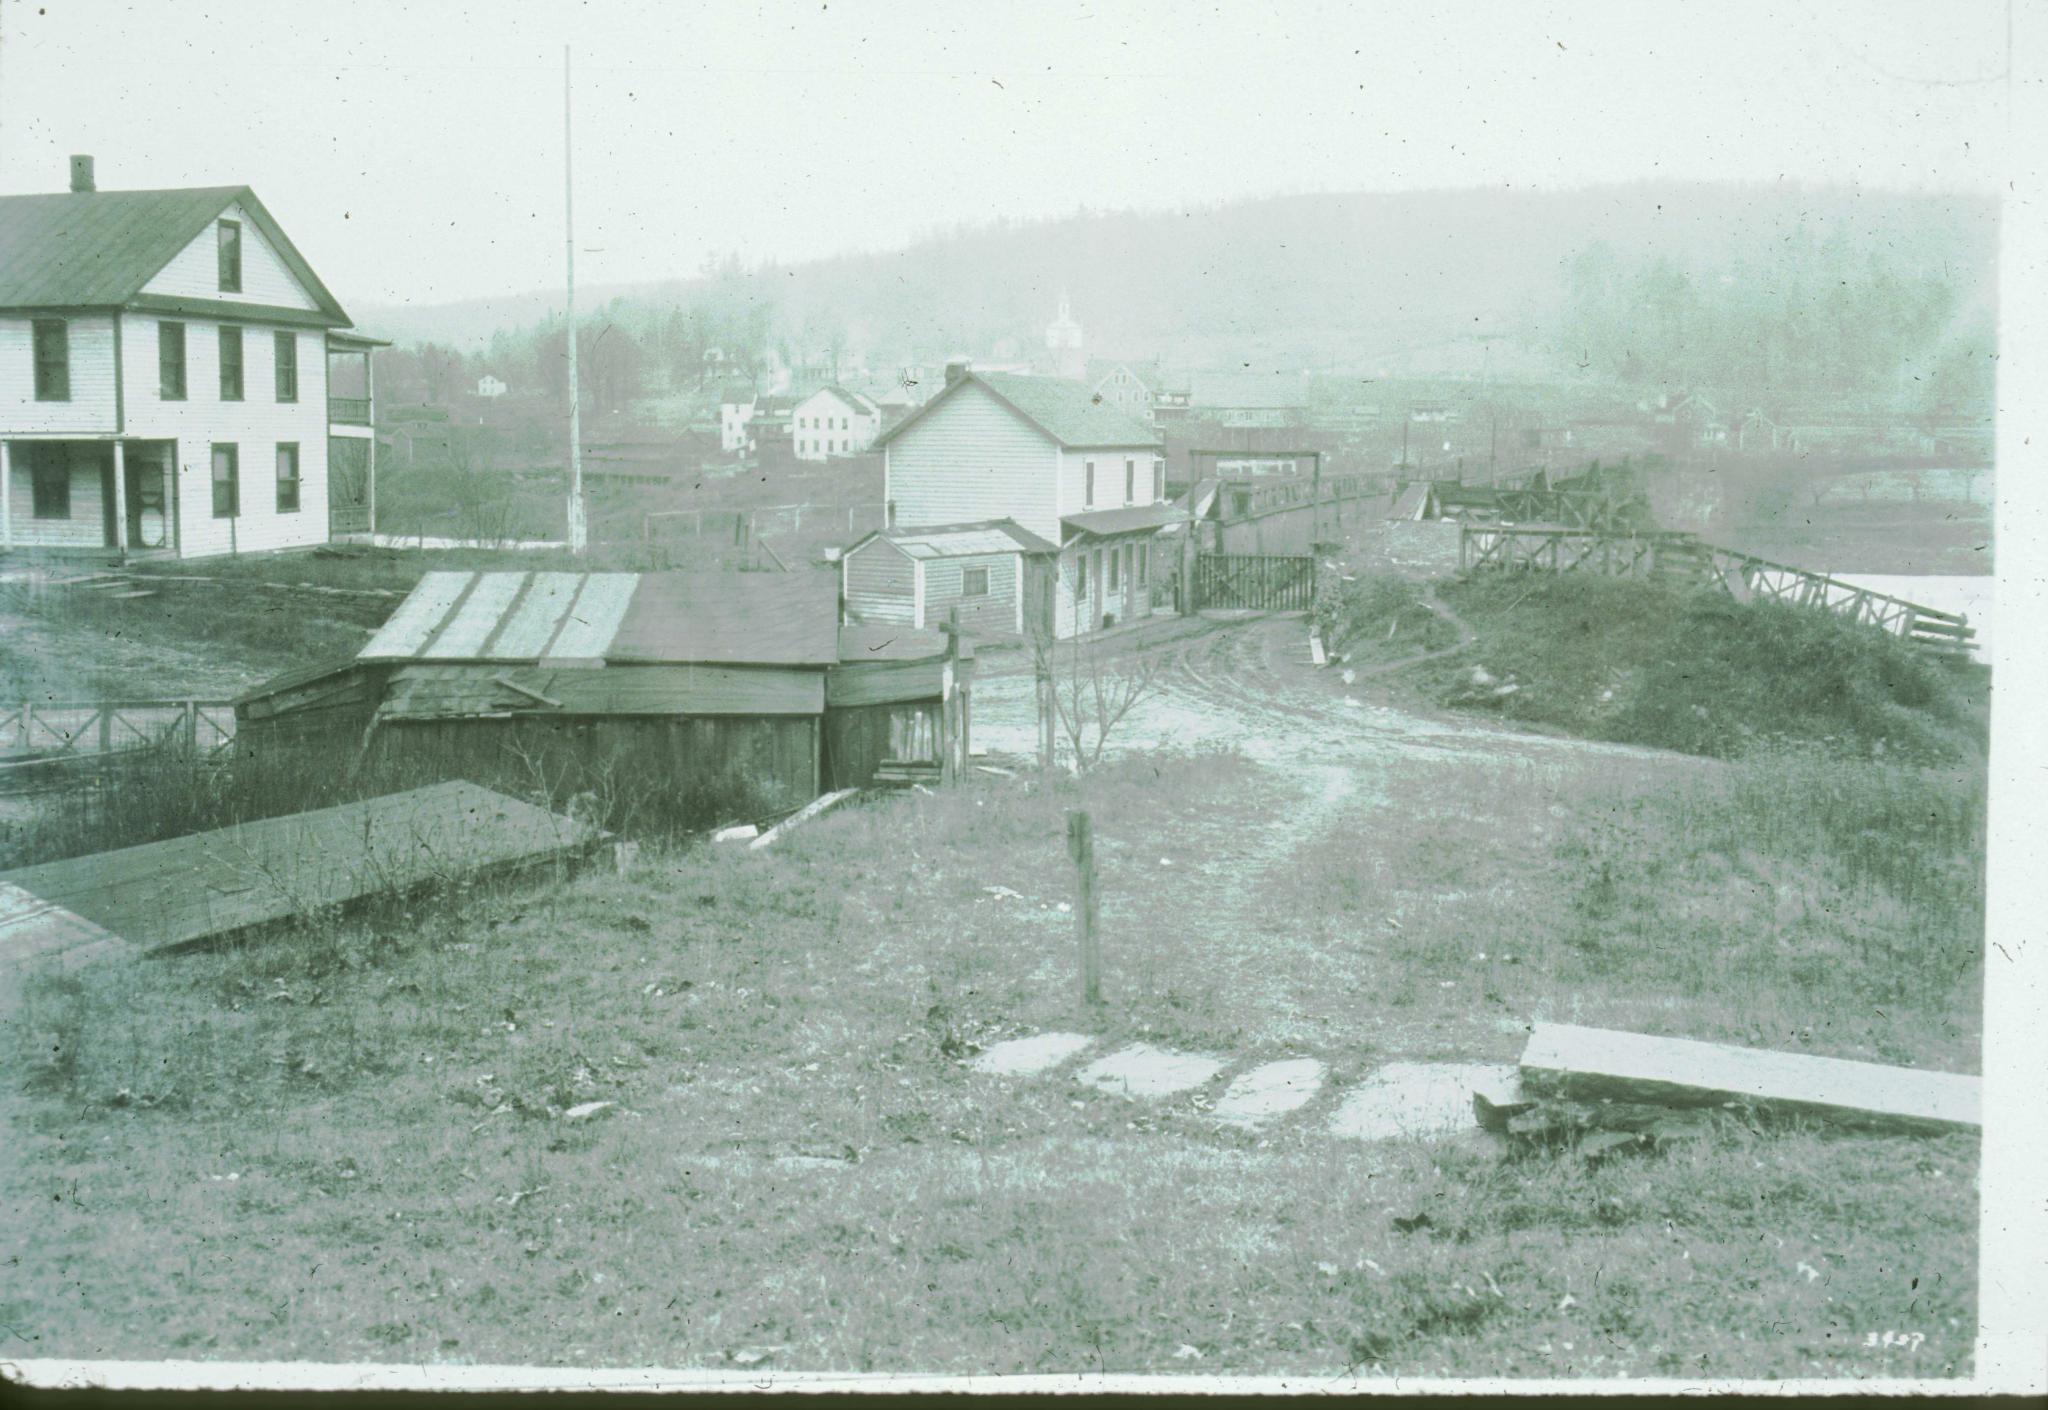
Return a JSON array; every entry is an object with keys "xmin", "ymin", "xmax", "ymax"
[
  {"xmin": 869, "ymin": 365, "xmax": 1172, "ymax": 639},
  {"xmin": 717, "ymin": 384, "xmax": 756, "ymax": 452},
  {"xmin": 1, "ymin": 155, "xmax": 376, "ymax": 558},
  {"xmin": 790, "ymin": 384, "xmax": 881, "ymax": 461},
  {"xmin": 476, "ymin": 373, "xmax": 508, "ymax": 399}
]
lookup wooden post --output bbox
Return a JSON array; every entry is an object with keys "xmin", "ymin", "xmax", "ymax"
[
  {"xmin": 111, "ymin": 441, "xmax": 129, "ymax": 553},
  {"xmin": 1, "ymin": 440, "xmax": 12, "ymax": 549},
  {"xmin": 184, "ymin": 699, "xmax": 199, "ymax": 754},
  {"xmin": 96, "ymin": 708, "xmax": 112, "ymax": 754},
  {"xmin": 1066, "ymin": 810, "xmax": 1101, "ymax": 1008}
]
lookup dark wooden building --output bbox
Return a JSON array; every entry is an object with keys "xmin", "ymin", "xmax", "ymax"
[{"xmin": 235, "ymin": 568, "xmax": 970, "ymax": 825}]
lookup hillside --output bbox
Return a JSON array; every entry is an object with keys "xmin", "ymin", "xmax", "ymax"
[{"xmin": 357, "ymin": 181, "xmax": 1997, "ymax": 399}]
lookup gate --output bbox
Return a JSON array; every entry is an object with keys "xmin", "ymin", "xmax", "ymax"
[{"xmin": 1192, "ymin": 553, "xmax": 1315, "ymax": 611}]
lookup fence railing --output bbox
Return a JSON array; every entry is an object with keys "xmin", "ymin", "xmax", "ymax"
[
  {"xmin": 1192, "ymin": 553, "xmax": 1316, "ymax": 611},
  {"xmin": 1456, "ymin": 525, "xmax": 1974, "ymax": 655},
  {"xmin": 329, "ymin": 396, "xmax": 373, "ymax": 426},
  {"xmin": 1, "ymin": 699, "xmax": 237, "ymax": 761}
]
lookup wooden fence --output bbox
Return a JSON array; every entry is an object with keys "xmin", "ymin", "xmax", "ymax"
[
  {"xmin": 1, "ymin": 699, "xmax": 237, "ymax": 762},
  {"xmin": 1457, "ymin": 526, "xmax": 1975, "ymax": 655},
  {"xmin": 1192, "ymin": 553, "xmax": 1316, "ymax": 611}
]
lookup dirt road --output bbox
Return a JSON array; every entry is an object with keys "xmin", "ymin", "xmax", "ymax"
[{"xmin": 971, "ymin": 610, "xmax": 1667, "ymax": 778}]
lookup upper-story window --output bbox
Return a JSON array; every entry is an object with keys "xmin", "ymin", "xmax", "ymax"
[
  {"xmin": 1084, "ymin": 460, "xmax": 1095, "ymax": 506},
  {"xmin": 274, "ymin": 331, "xmax": 298, "ymax": 402},
  {"xmin": 218, "ymin": 219, "xmax": 242, "ymax": 292},
  {"xmin": 218, "ymin": 326, "xmax": 244, "ymax": 401},
  {"xmin": 1153, "ymin": 458, "xmax": 1165, "ymax": 501},
  {"xmin": 1125, "ymin": 458, "xmax": 1135, "ymax": 503},
  {"xmin": 31, "ymin": 319, "xmax": 69, "ymax": 401},
  {"xmin": 159, "ymin": 322, "xmax": 187, "ymax": 400}
]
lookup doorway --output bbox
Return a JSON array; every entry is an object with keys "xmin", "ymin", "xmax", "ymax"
[{"xmin": 122, "ymin": 441, "xmax": 175, "ymax": 551}]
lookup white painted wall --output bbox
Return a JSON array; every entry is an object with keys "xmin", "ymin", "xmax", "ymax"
[
  {"xmin": 884, "ymin": 381, "xmax": 1061, "ymax": 540},
  {"xmin": 1054, "ymin": 445, "xmax": 1164, "ymax": 519},
  {"xmin": 122, "ymin": 315, "xmax": 332, "ymax": 557},
  {"xmin": 791, "ymin": 388, "xmax": 881, "ymax": 461},
  {"xmin": 141, "ymin": 203, "xmax": 320, "ymax": 311},
  {"xmin": 0, "ymin": 315, "xmax": 119, "ymax": 434}
]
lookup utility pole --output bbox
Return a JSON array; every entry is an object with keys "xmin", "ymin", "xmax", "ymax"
[{"xmin": 563, "ymin": 45, "xmax": 589, "ymax": 556}]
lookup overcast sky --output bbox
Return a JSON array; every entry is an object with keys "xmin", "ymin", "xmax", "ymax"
[{"xmin": 0, "ymin": 0, "xmax": 2015, "ymax": 313}]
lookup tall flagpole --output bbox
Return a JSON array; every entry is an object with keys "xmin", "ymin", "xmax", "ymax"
[{"xmin": 564, "ymin": 45, "xmax": 589, "ymax": 555}]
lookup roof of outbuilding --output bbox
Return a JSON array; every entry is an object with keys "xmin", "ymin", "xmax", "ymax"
[
  {"xmin": 0, "ymin": 185, "xmax": 350, "ymax": 322},
  {"xmin": 847, "ymin": 518, "xmax": 1059, "ymax": 561},
  {"xmin": 874, "ymin": 371, "xmax": 1161, "ymax": 451},
  {"xmin": 358, "ymin": 569, "xmax": 841, "ymax": 668}
]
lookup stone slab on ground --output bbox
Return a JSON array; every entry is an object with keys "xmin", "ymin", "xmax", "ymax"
[
  {"xmin": 1327, "ymin": 1061, "xmax": 1521, "ymax": 1142},
  {"xmin": 1212, "ymin": 1058, "xmax": 1327, "ymax": 1125},
  {"xmin": 1077, "ymin": 1043, "xmax": 1228, "ymax": 1100},
  {"xmin": 970, "ymin": 1032, "xmax": 1096, "ymax": 1078}
]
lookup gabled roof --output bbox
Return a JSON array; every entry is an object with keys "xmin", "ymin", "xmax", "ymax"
[
  {"xmin": 796, "ymin": 383, "xmax": 880, "ymax": 418},
  {"xmin": 846, "ymin": 518, "xmax": 1059, "ymax": 561},
  {"xmin": 0, "ymin": 185, "xmax": 350, "ymax": 323},
  {"xmin": 874, "ymin": 370, "xmax": 1161, "ymax": 452},
  {"xmin": 358, "ymin": 569, "xmax": 841, "ymax": 668}
]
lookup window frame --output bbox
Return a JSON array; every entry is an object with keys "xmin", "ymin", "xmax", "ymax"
[
  {"xmin": 1125, "ymin": 458, "xmax": 1135, "ymax": 503},
  {"xmin": 1154, "ymin": 458, "xmax": 1165, "ymax": 501},
  {"xmin": 273, "ymin": 331, "xmax": 298, "ymax": 402},
  {"xmin": 211, "ymin": 443, "xmax": 240, "ymax": 519},
  {"xmin": 218, "ymin": 219, "xmax": 243, "ymax": 293},
  {"xmin": 1084, "ymin": 459, "xmax": 1095, "ymax": 507},
  {"xmin": 1108, "ymin": 546, "xmax": 1121, "ymax": 592},
  {"xmin": 960, "ymin": 565, "xmax": 990, "ymax": 598},
  {"xmin": 218, "ymin": 326, "xmax": 244, "ymax": 401},
  {"xmin": 159, "ymin": 321, "xmax": 187, "ymax": 400},
  {"xmin": 1138, "ymin": 544, "xmax": 1149, "ymax": 586},
  {"xmin": 31, "ymin": 318, "xmax": 70, "ymax": 402},
  {"xmin": 1076, "ymin": 552, "xmax": 1088, "ymax": 593},
  {"xmin": 275, "ymin": 442, "xmax": 301, "ymax": 513},
  {"xmin": 28, "ymin": 444, "xmax": 72, "ymax": 519}
]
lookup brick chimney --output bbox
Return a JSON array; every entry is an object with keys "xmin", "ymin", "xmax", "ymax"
[
  {"xmin": 944, "ymin": 360, "xmax": 969, "ymax": 388},
  {"xmin": 69, "ymin": 155, "xmax": 95, "ymax": 193}
]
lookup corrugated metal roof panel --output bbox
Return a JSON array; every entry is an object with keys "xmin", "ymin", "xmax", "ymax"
[
  {"xmin": 541, "ymin": 573, "xmax": 640, "ymax": 662},
  {"xmin": 422, "ymin": 572, "xmax": 527, "ymax": 659},
  {"xmin": 483, "ymin": 571, "xmax": 585, "ymax": 659},
  {"xmin": 359, "ymin": 571, "xmax": 475, "ymax": 659}
]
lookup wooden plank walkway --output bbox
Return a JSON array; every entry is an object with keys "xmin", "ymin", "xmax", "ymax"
[
  {"xmin": 0, "ymin": 781, "xmax": 602, "ymax": 960},
  {"xmin": 1518, "ymin": 1022, "xmax": 1980, "ymax": 1135}
]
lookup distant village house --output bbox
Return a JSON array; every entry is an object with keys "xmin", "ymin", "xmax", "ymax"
[{"xmin": 791, "ymin": 384, "xmax": 881, "ymax": 461}]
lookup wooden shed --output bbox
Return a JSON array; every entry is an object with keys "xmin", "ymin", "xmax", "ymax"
[
  {"xmin": 840, "ymin": 518, "xmax": 1058, "ymax": 640},
  {"xmin": 235, "ymin": 568, "xmax": 966, "ymax": 821},
  {"xmin": 827, "ymin": 624, "xmax": 973, "ymax": 789}
]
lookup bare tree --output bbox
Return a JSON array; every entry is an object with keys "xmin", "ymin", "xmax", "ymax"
[{"xmin": 1030, "ymin": 630, "xmax": 1164, "ymax": 772}]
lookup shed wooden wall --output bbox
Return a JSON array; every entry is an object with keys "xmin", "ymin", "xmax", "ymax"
[
  {"xmin": 919, "ymin": 550, "xmax": 1022, "ymax": 634},
  {"xmin": 368, "ymin": 714, "xmax": 821, "ymax": 821},
  {"xmin": 842, "ymin": 539, "xmax": 916, "ymax": 624},
  {"xmin": 824, "ymin": 698, "xmax": 945, "ymax": 791}
]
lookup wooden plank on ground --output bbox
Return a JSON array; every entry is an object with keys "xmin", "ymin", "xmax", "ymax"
[
  {"xmin": 0, "ymin": 881, "xmax": 125, "ymax": 977},
  {"xmin": 748, "ymin": 788, "xmax": 859, "ymax": 851},
  {"xmin": 1518, "ymin": 1022, "xmax": 1979, "ymax": 1135},
  {"xmin": 0, "ymin": 781, "xmax": 601, "ymax": 954}
]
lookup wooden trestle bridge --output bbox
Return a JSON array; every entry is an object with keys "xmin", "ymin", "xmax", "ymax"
[{"xmin": 1457, "ymin": 525, "xmax": 1975, "ymax": 657}]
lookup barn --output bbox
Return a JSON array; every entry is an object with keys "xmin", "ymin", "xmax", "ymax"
[
  {"xmin": 839, "ymin": 518, "xmax": 1058, "ymax": 640},
  {"xmin": 234, "ymin": 568, "xmax": 971, "ymax": 824}
]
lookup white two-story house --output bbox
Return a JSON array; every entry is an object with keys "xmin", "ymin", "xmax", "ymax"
[
  {"xmin": 790, "ymin": 384, "xmax": 882, "ymax": 461},
  {"xmin": 1, "ymin": 156, "xmax": 378, "ymax": 558},
  {"xmin": 863, "ymin": 366, "xmax": 1175, "ymax": 638}
]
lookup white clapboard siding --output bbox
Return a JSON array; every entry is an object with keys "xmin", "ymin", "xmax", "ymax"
[
  {"xmin": 3, "ymin": 446, "xmax": 110, "ymax": 547},
  {"xmin": 140, "ymin": 203, "xmax": 321, "ymax": 311},
  {"xmin": 1057, "ymin": 445, "xmax": 1160, "ymax": 520},
  {"xmin": 122, "ymin": 317, "xmax": 333, "ymax": 558},
  {"xmin": 885, "ymin": 381, "xmax": 1060, "ymax": 542},
  {"xmin": 0, "ymin": 315, "xmax": 119, "ymax": 434},
  {"xmin": 843, "ymin": 538, "xmax": 917, "ymax": 626},
  {"xmin": 919, "ymin": 551, "xmax": 1020, "ymax": 635}
]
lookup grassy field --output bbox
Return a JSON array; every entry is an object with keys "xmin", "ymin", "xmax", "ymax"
[
  {"xmin": 2, "ymin": 741, "xmax": 1981, "ymax": 1376},
  {"xmin": 1327, "ymin": 573, "xmax": 1990, "ymax": 766}
]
